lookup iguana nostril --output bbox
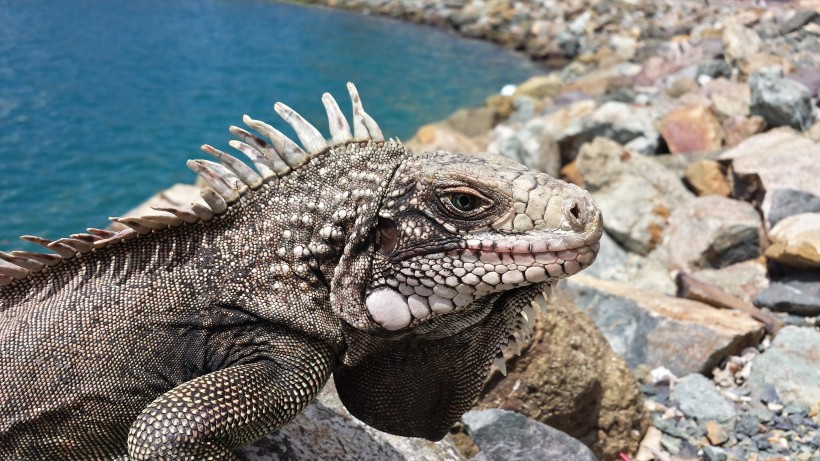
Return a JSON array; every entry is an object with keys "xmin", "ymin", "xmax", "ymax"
[{"xmin": 569, "ymin": 203, "xmax": 581, "ymax": 221}]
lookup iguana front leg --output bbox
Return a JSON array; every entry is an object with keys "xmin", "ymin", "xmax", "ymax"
[{"xmin": 126, "ymin": 331, "xmax": 335, "ymax": 460}]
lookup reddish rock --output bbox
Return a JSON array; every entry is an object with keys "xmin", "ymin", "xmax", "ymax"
[{"xmin": 661, "ymin": 103, "xmax": 724, "ymax": 154}]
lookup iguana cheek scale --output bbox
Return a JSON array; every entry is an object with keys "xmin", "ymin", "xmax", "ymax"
[{"xmin": 0, "ymin": 83, "xmax": 602, "ymax": 459}]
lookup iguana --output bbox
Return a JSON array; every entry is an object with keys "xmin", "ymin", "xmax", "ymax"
[{"xmin": 0, "ymin": 83, "xmax": 602, "ymax": 460}]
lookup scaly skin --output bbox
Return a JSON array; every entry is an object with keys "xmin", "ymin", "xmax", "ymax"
[{"xmin": 0, "ymin": 84, "xmax": 601, "ymax": 459}]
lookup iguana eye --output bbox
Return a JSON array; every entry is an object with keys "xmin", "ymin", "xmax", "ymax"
[{"xmin": 449, "ymin": 193, "xmax": 477, "ymax": 211}]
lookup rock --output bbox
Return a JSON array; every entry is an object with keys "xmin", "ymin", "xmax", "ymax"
[
  {"xmin": 238, "ymin": 378, "xmax": 465, "ymax": 461},
  {"xmin": 670, "ymin": 374, "xmax": 738, "ymax": 422},
  {"xmin": 514, "ymin": 73, "xmax": 564, "ymax": 99},
  {"xmin": 778, "ymin": 9, "xmax": 819, "ymax": 35},
  {"xmin": 747, "ymin": 326, "xmax": 820, "ymax": 408},
  {"xmin": 703, "ymin": 445, "xmax": 728, "ymax": 461},
  {"xmin": 664, "ymin": 195, "xmax": 763, "ymax": 270},
  {"xmin": 754, "ymin": 273, "xmax": 820, "ymax": 316},
  {"xmin": 445, "ymin": 106, "xmax": 499, "ymax": 137},
  {"xmin": 461, "ymin": 409, "xmax": 597, "ymax": 461},
  {"xmin": 701, "ymin": 78, "xmax": 750, "ymax": 120},
  {"xmin": 721, "ymin": 115, "xmax": 766, "ymax": 147},
  {"xmin": 565, "ymin": 274, "xmax": 765, "ymax": 376},
  {"xmin": 719, "ymin": 129, "xmax": 820, "ymax": 223},
  {"xmin": 406, "ymin": 122, "xmax": 484, "ymax": 155},
  {"xmin": 749, "ymin": 67, "xmax": 816, "ymax": 131},
  {"xmin": 559, "ymin": 101, "xmax": 660, "ymax": 159},
  {"xmin": 634, "ymin": 426, "xmax": 663, "ymax": 461},
  {"xmin": 683, "ymin": 159, "xmax": 731, "ymax": 197},
  {"xmin": 722, "ymin": 22, "xmax": 762, "ymax": 62},
  {"xmin": 563, "ymin": 62, "xmax": 642, "ymax": 97},
  {"xmin": 765, "ymin": 213, "xmax": 820, "ymax": 269},
  {"xmin": 477, "ymin": 288, "xmax": 647, "ymax": 460},
  {"xmin": 697, "ymin": 60, "xmax": 733, "ymax": 80},
  {"xmin": 768, "ymin": 189, "xmax": 820, "ymax": 227},
  {"xmin": 738, "ymin": 51, "xmax": 794, "ymax": 77},
  {"xmin": 705, "ymin": 420, "xmax": 730, "ymax": 445},
  {"xmin": 579, "ymin": 230, "xmax": 630, "ymax": 281},
  {"xmin": 484, "ymin": 94, "xmax": 515, "ymax": 120},
  {"xmin": 665, "ymin": 77, "xmax": 700, "ymax": 99},
  {"xmin": 660, "ymin": 102, "xmax": 724, "ymax": 154},
  {"xmin": 506, "ymin": 95, "xmax": 543, "ymax": 124},
  {"xmin": 787, "ymin": 66, "xmax": 820, "ymax": 99},
  {"xmin": 488, "ymin": 122, "xmax": 561, "ymax": 177},
  {"xmin": 689, "ymin": 260, "xmax": 769, "ymax": 305},
  {"xmin": 575, "ymin": 137, "xmax": 693, "ymax": 255}
]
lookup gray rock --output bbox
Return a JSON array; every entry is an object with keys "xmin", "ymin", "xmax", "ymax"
[
  {"xmin": 575, "ymin": 137, "xmax": 693, "ymax": 255},
  {"xmin": 754, "ymin": 273, "xmax": 820, "ymax": 316},
  {"xmin": 559, "ymin": 102, "xmax": 660, "ymax": 161},
  {"xmin": 580, "ymin": 230, "xmax": 629, "ymax": 281},
  {"xmin": 689, "ymin": 260, "xmax": 769, "ymax": 305},
  {"xmin": 665, "ymin": 195, "xmax": 762, "ymax": 270},
  {"xmin": 735, "ymin": 414, "xmax": 760, "ymax": 437},
  {"xmin": 697, "ymin": 60, "xmax": 733, "ymax": 79},
  {"xmin": 670, "ymin": 374, "xmax": 737, "ymax": 422},
  {"xmin": 769, "ymin": 188, "xmax": 820, "ymax": 227},
  {"xmin": 565, "ymin": 275, "xmax": 765, "ymax": 376},
  {"xmin": 747, "ymin": 326, "xmax": 820, "ymax": 408},
  {"xmin": 488, "ymin": 121, "xmax": 561, "ymax": 177},
  {"xmin": 703, "ymin": 445, "xmax": 728, "ymax": 461},
  {"xmin": 749, "ymin": 67, "xmax": 816, "ymax": 131},
  {"xmin": 779, "ymin": 9, "xmax": 819, "ymax": 35},
  {"xmin": 237, "ymin": 378, "xmax": 465, "ymax": 461},
  {"xmin": 462, "ymin": 409, "xmax": 598, "ymax": 461}
]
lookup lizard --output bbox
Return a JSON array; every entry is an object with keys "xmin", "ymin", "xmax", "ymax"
[{"xmin": 0, "ymin": 83, "xmax": 603, "ymax": 460}]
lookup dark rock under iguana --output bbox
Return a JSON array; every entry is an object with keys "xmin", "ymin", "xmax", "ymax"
[{"xmin": 0, "ymin": 83, "xmax": 602, "ymax": 459}]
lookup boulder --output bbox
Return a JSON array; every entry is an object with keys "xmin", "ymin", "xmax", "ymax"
[
  {"xmin": 683, "ymin": 159, "xmax": 731, "ymax": 197},
  {"xmin": 406, "ymin": 122, "xmax": 484, "ymax": 155},
  {"xmin": 660, "ymin": 102, "xmax": 724, "ymax": 154},
  {"xmin": 488, "ymin": 122, "xmax": 561, "ymax": 177},
  {"xmin": 700, "ymin": 78, "xmax": 750, "ymax": 120},
  {"xmin": 749, "ymin": 67, "xmax": 816, "ymax": 131},
  {"xmin": 765, "ymin": 213, "xmax": 820, "ymax": 269},
  {"xmin": 477, "ymin": 287, "xmax": 648, "ymax": 460},
  {"xmin": 721, "ymin": 115, "xmax": 766, "ymax": 147},
  {"xmin": 664, "ymin": 195, "xmax": 763, "ymax": 270},
  {"xmin": 575, "ymin": 137, "xmax": 693, "ymax": 255},
  {"xmin": 462, "ymin": 409, "xmax": 597, "ymax": 461},
  {"xmin": 768, "ymin": 188, "xmax": 820, "ymax": 227},
  {"xmin": 513, "ymin": 73, "xmax": 564, "ymax": 99},
  {"xmin": 719, "ymin": 129, "xmax": 820, "ymax": 224},
  {"xmin": 559, "ymin": 101, "xmax": 660, "ymax": 159},
  {"xmin": 754, "ymin": 273, "xmax": 820, "ymax": 316},
  {"xmin": 670, "ymin": 374, "xmax": 738, "ymax": 423},
  {"xmin": 238, "ymin": 378, "xmax": 465, "ymax": 461},
  {"xmin": 747, "ymin": 326, "xmax": 820, "ymax": 408},
  {"xmin": 445, "ymin": 107, "xmax": 500, "ymax": 137},
  {"xmin": 721, "ymin": 22, "xmax": 762, "ymax": 63},
  {"xmin": 689, "ymin": 260, "xmax": 769, "ymax": 305},
  {"xmin": 565, "ymin": 274, "xmax": 766, "ymax": 376}
]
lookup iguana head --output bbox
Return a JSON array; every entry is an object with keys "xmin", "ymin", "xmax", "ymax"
[{"xmin": 331, "ymin": 119, "xmax": 602, "ymax": 439}]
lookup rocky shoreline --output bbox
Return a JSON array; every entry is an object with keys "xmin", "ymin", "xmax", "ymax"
[{"xmin": 128, "ymin": 1, "xmax": 820, "ymax": 459}]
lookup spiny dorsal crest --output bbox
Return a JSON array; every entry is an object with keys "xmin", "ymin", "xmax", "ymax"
[{"xmin": 0, "ymin": 83, "xmax": 387, "ymax": 286}]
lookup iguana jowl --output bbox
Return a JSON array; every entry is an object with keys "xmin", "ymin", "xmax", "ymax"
[{"xmin": 0, "ymin": 83, "xmax": 602, "ymax": 459}]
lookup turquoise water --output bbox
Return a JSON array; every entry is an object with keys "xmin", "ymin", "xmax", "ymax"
[{"xmin": 0, "ymin": 0, "xmax": 541, "ymax": 251}]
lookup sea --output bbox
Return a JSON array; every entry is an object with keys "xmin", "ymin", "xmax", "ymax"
[{"xmin": 0, "ymin": 0, "xmax": 541, "ymax": 252}]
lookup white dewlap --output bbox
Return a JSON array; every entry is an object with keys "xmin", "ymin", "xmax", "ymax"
[{"xmin": 365, "ymin": 288, "xmax": 411, "ymax": 331}]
